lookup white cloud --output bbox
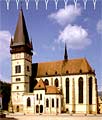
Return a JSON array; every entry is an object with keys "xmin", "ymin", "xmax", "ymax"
[
  {"xmin": 97, "ymin": 20, "xmax": 102, "ymax": 34},
  {"xmin": 48, "ymin": 4, "xmax": 81, "ymax": 26},
  {"xmin": 0, "ymin": 30, "xmax": 11, "ymax": 63},
  {"xmin": 58, "ymin": 24, "xmax": 91, "ymax": 49}
]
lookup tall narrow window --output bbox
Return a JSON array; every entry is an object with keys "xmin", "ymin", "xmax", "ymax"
[
  {"xmin": 36, "ymin": 105, "xmax": 39, "ymax": 113},
  {"xmin": 15, "ymin": 65, "xmax": 21, "ymax": 73},
  {"xmin": 52, "ymin": 99, "xmax": 54, "ymax": 107},
  {"xmin": 89, "ymin": 77, "xmax": 92, "ymax": 104},
  {"xmin": 46, "ymin": 99, "xmax": 49, "ymax": 107},
  {"xmin": 78, "ymin": 77, "xmax": 83, "ymax": 103},
  {"xmin": 27, "ymin": 97, "xmax": 31, "ymax": 107},
  {"xmin": 40, "ymin": 94, "xmax": 42, "ymax": 100},
  {"xmin": 37, "ymin": 94, "xmax": 38, "ymax": 100},
  {"xmin": 55, "ymin": 78, "xmax": 59, "ymax": 87},
  {"xmin": 56, "ymin": 98, "xmax": 59, "ymax": 108},
  {"xmin": 27, "ymin": 66, "xmax": 30, "ymax": 72},
  {"xmin": 45, "ymin": 79, "xmax": 49, "ymax": 85},
  {"xmin": 66, "ymin": 78, "xmax": 69, "ymax": 103}
]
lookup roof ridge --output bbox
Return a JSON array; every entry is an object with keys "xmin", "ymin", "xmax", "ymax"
[{"xmin": 32, "ymin": 57, "xmax": 85, "ymax": 64}]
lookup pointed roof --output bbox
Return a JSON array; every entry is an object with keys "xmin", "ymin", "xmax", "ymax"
[
  {"xmin": 34, "ymin": 79, "xmax": 45, "ymax": 90},
  {"xmin": 64, "ymin": 43, "xmax": 68, "ymax": 60},
  {"xmin": 32, "ymin": 58, "xmax": 94, "ymax": 77},
  {"xmin": 11, "ymin": 8, "xmax": 32, "ymax": 49}
]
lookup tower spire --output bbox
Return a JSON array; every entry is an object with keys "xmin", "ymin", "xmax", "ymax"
[
  {"xmin": 64, "ymin": 43, "xmax": 68, "ymax": 60},
  {"xmin": 10, "ymin": 8, "xmax": 33, "ymax": 55}
]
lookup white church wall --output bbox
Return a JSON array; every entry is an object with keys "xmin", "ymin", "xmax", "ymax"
[{"xmin": 23, "ymin": 94, "xmax": 35, "ymax": 114}]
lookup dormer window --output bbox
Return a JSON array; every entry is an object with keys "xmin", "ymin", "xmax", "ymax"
[
  {"xmin": 66, "ymin": 70, "xmax": 68, "ymax": 74},
  {"xmin": 79, "ymin": 69, "xmax": 82, "ymax": 74},
  {"xmin": 46, "ymin": 72, "xmax": 48, "ymax": 75},
  {"xmin": 55, "ymin": 71, "xmax": 57, "ymax": 75}
]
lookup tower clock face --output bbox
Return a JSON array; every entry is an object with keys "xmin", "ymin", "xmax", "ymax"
[{"xmin": 15, "ymin": 53, "xmax": 21, "ymax": 59}]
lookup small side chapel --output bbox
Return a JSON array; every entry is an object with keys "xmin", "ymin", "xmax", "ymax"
[{"xmin": 9, "ymin": 9, "xmax": 98, "ymax": 114}]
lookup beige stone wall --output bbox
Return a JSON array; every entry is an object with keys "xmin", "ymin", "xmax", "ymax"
[
  {"xmin": 23, "ymin": 94, "xmax": 35, "ymax": 114},
  {"xmin": 11, "ymin": 52, "xmax": 32, "ymax": 113}
]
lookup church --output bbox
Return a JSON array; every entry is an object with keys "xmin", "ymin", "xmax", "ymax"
[{"xmin": 9, "ymin": 9, "xmax": 98, "ymax": 114}]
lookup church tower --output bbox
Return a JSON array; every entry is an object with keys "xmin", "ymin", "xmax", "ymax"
[{"xmin": 10, "ymin": 9, "xmax": 33, "ymax": 112}]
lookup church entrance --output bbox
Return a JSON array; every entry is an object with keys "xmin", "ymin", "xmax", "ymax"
[
  {"xmin": 40, "ymin": 105, "xmax": 43, "ymax": 113},
  {"xmin": 36, "ymin": 105, "xmax": 43, "ymax": 114},
  {"xmin": 36, "ymin": 105, "xmax": 39, "ymax": 113}
]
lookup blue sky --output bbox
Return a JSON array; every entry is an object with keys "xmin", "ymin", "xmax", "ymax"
[{"xmin": 0, "ymin": 0, "xmax": 102, "ymax": 91}]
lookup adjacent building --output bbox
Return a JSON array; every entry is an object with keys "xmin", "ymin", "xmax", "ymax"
[{"xmin": 9, "ymin": 9, "xmax": 98, "ymax": 114}]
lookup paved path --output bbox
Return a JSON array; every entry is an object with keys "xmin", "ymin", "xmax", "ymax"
[{"xmin": 2, "ymin": 114, "xmax": 102, "ymax": 120}]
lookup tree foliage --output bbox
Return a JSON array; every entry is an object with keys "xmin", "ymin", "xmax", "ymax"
[{"xmin": 0, "ymin": 80, "xmax": 11, "ymax": 110}]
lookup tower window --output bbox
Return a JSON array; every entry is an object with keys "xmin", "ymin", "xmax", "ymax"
[
  {"xmin": 55, "ymin": 78, "xmax": 59, "ymax": 87},
  {"xmin": 27, "ymin": 66, "xmax": 30, "ymax": 72},
  {"xmin": 17, "ymin": 86, "xmax": 19, "ymax": 90},
  {"xmin": 78, "ymin": 77, "xmax": 83, "ymax": 103},
  {"xmin": 15, "ymin": 65, "xmax": 21, "ymax": 73},
  {"xmin": 16, "ymin": 78, "xmax": 21, "ymax": 81},
  {"xmin": 27, "ymin": 97, "xmax": 31, "ymax": 107}
]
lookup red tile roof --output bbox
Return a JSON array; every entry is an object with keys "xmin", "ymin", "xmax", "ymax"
[
  {"xmin": 34, "ymin": 79, "xmax": 45, "ymax": 90},
  {"xmin": 32, "ymin": 58, "xmax": 94, "ymax": 77},
  {"xmin": 34, "ymin": 79, "xmax": 60, "ymax": 94}
]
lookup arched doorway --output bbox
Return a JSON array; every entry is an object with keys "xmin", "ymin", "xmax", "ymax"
[
  {"xmin": 36, "ymin": 105, "xmax": 39, "ymax": 113},
  {"xmin": 16, "ymin": 106, "xmax": 19, "ymax": 112},
  {"xmin": 40, "ymin": 105, "xmax": 43, "ymax": 113}
]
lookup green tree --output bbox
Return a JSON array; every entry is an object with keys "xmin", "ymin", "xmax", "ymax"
[{"xmin": 0, "ymin": 80, "xmax": 11, "ymax": 110}]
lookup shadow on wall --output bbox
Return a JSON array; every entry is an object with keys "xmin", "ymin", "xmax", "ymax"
[{"xmin": 0, "ymin": 117, "xmax": 18, "ymax": 120}]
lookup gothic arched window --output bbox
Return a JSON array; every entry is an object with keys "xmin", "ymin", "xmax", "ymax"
[
  {"xmin": 27, "ymin": 97, "xmax": 31, "ymax": 107},
  {"xmin": 66, "ymin": 78, "xmax": 69, "ymax": 103},
  {"xmin": 78, "ymin": 77, "xmax": 83, "ymax": 103},
  {"xmin": 55, "ymin": 78, "xmax": 59, "ymax": 87},
  {"xmin": 46, "ymin": 99, "xmax": 49, "ymax": 107},
  {"xmin": 56, "ymin": 98, "xmax": 59, "ymax": 108},
  {"xmin": 52, "ymin": 98, "xmax": 54, "ymax": 107},
  {"xmin": 45, "ymin": 79, "xmax": 49, "ymax": 85},
  {"xmin": 89, "ymin": 77, "xmax": 92, "ymax": 104}
]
